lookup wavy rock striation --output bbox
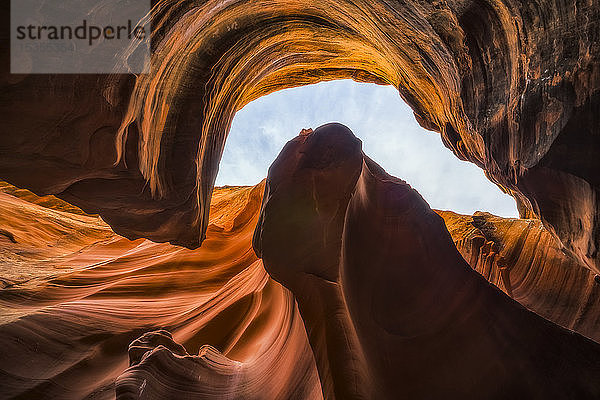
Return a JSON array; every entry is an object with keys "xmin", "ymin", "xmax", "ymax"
[
  {"xmin": 253, "ymin": 124, "xmax": 600, "ymax": 399},
  {"xmin": 1, "ymin": 0, "xmax": 599, "ymax": 275},
  {"xmin": 0, "ymin": 182, "xmax": 321, "ymax": 399},
  {"xmin": 2, "ymin": 124, "xmax": 600, "ymax": 398},
  {"xmin": 441, "ymin": 210, "xmax": 600, "ymax": 343}
]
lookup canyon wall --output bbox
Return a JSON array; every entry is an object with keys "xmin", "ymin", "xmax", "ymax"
[
  {"xmin": 441, "ymin": 210, "xmax": 600, "ymax": 342},
  {"xmin": 0, "ymin": 182, "xmax": 321, "ymax": 399},
  {"xmin": 2, "ymin": 121, "xmax": 600, "ymax": 398},
  {"xmin": 1, "ymin": 0, "xmax": 598, "ymax": 274}
]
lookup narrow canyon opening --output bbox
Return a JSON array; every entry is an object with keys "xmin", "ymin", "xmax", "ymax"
[
  {"xmin": 217, "ymin": 80, "xmax": 518, "ymax": 217},
  {"xmin": 2, "ymin": 0, "xmax": 600, "ymax": 398}
]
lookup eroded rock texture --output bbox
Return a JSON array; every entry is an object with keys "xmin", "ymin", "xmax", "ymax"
[
  {"xmin": 0, "ymin": 182, "xmax": 321, "ymax": 399},
  {"xmin": 441, "ymin": 210, "xmax": 600, "ymax": 343},
  {"xmin": 1, "ymin": 0, "xmax": 599, "ymax": 275},
  {"xmin": 253, "ymin": 124, "xmax": 600, "ymax": 399},
  {"xmin": 2, "ymin": 127, "xmax": 600, "ymax": 398}
]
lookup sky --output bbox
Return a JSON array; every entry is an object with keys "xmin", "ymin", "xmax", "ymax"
[{"xmin": 215, "ymin": 80, "xmax": 518, "ymax": 217}]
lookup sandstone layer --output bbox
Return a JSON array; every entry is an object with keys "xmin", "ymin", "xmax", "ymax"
[
  {"xmin": 0, "ymin": 182, "xmax": 321, "ymax": 399},
  {"xmin": 1, "ymin": 0, "xmax": 598, "ymax": 275},
  {"xmin": 441, "ymin": 210, "xmax": 600, "ymax": 343}
]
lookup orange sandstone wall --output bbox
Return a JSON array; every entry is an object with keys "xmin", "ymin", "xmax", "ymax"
[
  {"xmin": 1, "ymin": 0, "xmax": 598, "ymax": 275},
  {"xmin": 0, "ymin": 182, "xmax": 321, "ymax": 399},
  {"xmin": 1, "ymin": 167, "xmax": 600, "ymax": 398}
]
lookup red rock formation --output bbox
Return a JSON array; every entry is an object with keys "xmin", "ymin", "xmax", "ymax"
[
  {"xmin": 0, "ymin": 182, "xmax": 321, "ymax": 399},
  {"xmin": 440, "ymin": 210, "xmax": 600, "ymax": 344},
  {"xmin": 1, "ymin": 1, "xmax": 598, "ymax": 275},
  {"xmin": 2, "ymin": 123, "xmax": 600, "ymax": 398},
  {"xmin": 254, "ymin": 124, "xmax": 600, "ymax": 399}
]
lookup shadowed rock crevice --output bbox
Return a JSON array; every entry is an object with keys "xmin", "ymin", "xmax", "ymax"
[{"xmin": 2, "ymin": 2, "xmax": 600, "ymax": 397}]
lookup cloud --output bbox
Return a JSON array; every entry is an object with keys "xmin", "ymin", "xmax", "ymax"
[{"xmin": 216, "ymin": 80, "xmax": 518, "ymax": 218}]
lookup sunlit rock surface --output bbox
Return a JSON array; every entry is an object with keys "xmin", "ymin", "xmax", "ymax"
[
  {"xmin": 2, "ymin": 1, "xmax": 600, "ymax": 397},
  {"xmin": 0, "ymin": 182, "xmax": 321, "ymax": 399},
  {"xmin": 440, "ymin": 210, "xmax": 600, "ymax": 343},
  {"xmin": 1, "ymin": 0, "xmax": 599, "ymax": 275}
]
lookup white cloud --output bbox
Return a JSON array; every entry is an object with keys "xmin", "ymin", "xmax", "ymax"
[{"xmin": 216, "ymin": 80, "xmax": 518, "ymax": 218}]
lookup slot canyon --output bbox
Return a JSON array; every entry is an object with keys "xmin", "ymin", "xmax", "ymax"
[{"xmin": 1, "ymin": 0, "xmax": 600, "ymax": 399}]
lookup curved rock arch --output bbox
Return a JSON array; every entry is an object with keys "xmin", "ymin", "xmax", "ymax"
[{"xmin": 1, "ymin": 0, "xmax": 598, "ymax": 272}]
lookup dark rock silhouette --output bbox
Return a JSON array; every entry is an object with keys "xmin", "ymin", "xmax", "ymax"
[{"xmin": 253, "ymin": 123, "xmax": 600, "ymax": 399}]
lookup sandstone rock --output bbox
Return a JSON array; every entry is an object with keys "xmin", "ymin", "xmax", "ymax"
[
  {"xmin": 1, "ymin": 1, "xmax": 598, "ymax": 275},
  {"xmin": 254, "ymin": 124, "xmax": 600, "ymax": 399}
]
